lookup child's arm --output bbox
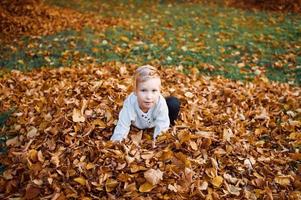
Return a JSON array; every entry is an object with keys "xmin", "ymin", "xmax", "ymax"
[
  {"xmin": 110, "ymin": 105, "xmax": 132, "ymax": 142},
  {"xmin": 153, "ymin": 103, "xmax": 170, "ymax": 140}
]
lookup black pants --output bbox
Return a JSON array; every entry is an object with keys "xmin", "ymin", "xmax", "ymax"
[{"xmin": 165, "ymin": 96, "xmax": 180, "ymax": 126}]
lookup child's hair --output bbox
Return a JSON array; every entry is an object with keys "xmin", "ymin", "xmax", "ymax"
[{"xmin": 134, "ymin": 65, "xmax": 161, "ymax": 90}]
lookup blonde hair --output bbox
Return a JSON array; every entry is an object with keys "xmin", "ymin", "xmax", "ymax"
[{"xmin": 134, "ymin": 65, "xmax": 161, "ymax": 90}]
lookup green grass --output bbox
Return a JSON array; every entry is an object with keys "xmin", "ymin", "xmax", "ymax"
[{"xmin": 1, "ymin": 0, "xmax": 300, "ymax": 84}]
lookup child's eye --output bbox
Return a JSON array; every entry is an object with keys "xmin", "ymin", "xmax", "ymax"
[
  {"xmin": 152, "ymin": 89, "xmax": 158, "ymax": 92},
  {"xmin": 141, "ymin": 89, "xmax": 146, "ymax": 92}
]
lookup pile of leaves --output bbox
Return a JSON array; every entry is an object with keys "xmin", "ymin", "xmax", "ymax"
[
  {"xmin": 0, "ymin": 64, "xmax": 300, "ymax": 199},
  {"xmin": 0, "ymin": 0, "xmax": 125, "ymax": 42}
]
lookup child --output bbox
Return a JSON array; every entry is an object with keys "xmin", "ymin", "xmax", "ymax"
[{"xmin": 110, "ymin": 65, "xmax": 180, "ymax": 142}]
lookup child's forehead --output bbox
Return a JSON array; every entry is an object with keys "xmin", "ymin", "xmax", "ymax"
[{"xmin": 137, "ymin": 77, "xmax": 161, "ymax": 87}]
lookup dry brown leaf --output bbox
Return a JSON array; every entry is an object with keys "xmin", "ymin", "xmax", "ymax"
[
  {"xmin": 199, "ymin": 181, "xmax": 208, "ymax": 190},
  {"xmin": 184, "ymin": 91, "xmax": 194, "ymax": 98},
  {"xmin": 227, "ymin": 184, "xmax": 241, "ymax": 196},
  {"xmin": 141, "ymin": 151, "xmax": 154, "ymax": 160},
  {"xmin": 72, "ymin": 108, "xmax": 85, "ymax": 122},
  {"xmin": 3, "ymin": 169, "xmax": 13, "ymax": 180},
  {"xmin": 223, "ymin": 128, "xmax": 233, "ymax": 142},
  {"xmin": 144, "ymin": 168, "xmax": 163, "ymax": 185},
  {"xmin": 27, "ymin": 127, "xmax": 39, "ymax": 138},
  {"xmin": 105, "ymin": 178, "xmax": 119, "ymax": 192},
  {"xmin": 25, "ymin": 184, "xmax": 40, "ymax": 200},
  {"xmin": 6, "ymin": 136, "xmax": 20, "ymax": 146},
  {"xmin": 131, "ymin": 130, "xmax": 143, "ymax": 145}
]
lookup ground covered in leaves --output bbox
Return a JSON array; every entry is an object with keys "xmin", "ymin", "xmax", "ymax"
[
  {"xmin": 1, "ymin": 0, "xmax": 301, "ymax": 84},
  {"xmin": 0, "ymin": 64, "xmax": 301, "ymax": 199},
  {"xmin": 1, "ymin": 0, "xmax": 301, "ymax": 199}
]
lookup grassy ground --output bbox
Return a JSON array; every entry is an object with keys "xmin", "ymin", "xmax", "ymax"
[{"xmin": 0, "ymin": 0, "xmax": 301, "ymax": 85}]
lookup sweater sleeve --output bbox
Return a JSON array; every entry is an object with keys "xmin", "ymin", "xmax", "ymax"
[
  {"xmin": 110, "ymin": 104, "xmax": 133, "ymax": 142},
  {"xmin": 153, "ymin": 99, "xmax": 170, "ymax": 139}
]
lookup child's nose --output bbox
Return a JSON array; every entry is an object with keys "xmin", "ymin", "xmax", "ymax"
[{"xmin": 146, "ymin": 92, "xmax": 152, "ymax": 99}]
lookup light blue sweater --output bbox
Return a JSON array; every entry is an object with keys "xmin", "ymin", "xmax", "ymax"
[{"xmin": 110, "ymin": 92, "xmax": 170, "ymax": 141}]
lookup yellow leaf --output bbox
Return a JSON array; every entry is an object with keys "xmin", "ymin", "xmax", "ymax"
[
  {"xmin": 92, "ymin": 119, "xmax": 106, "ymax": 128},
  {"xmin": 105, "ymin": 179, "xmax": 119, "ymax": 192},
  {"xmin": 289, "ymin": 132, "xmax": 301, "ymax": 140},
  {"xmin": 275, "ymin": 175, "xmax": 291, "ymax": 186},
  {"xmin": 120, "ymin": 36, "xmax": 129, "ymax": 42},
  {"xmin": 139, "ymin": 182, "xmax": 154, "ymax": 192},
  {"xmin": 74, "ymin": 177, "xmax": 86, "ymax": 186},
  {"xmin": 17, "ymin": 59, "xmax": 24, "ymax": 65},
  {"xmin": 211, "ymin": 176, "xmax": 223, "ymax": 188}
]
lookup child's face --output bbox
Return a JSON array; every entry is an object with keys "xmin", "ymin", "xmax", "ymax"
[{"xmin": 135, "ymin": 77, "xmax": 161, "ymax": 112}]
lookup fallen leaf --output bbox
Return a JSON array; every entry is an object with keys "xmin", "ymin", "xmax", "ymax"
[
  {"xmin": 131, "ymin": 130, "xmax": 142, "ymax": 145},
  {"xmin": 86, "ymin": 163, "xmax": 95, "ymax": 170},
  {"xmin": 223, "ymin": 128, "xmax": 233, "ymax": 142},
  {"xmin": 184, "ymin": 92, "xmax": 194, "ymax": 98},
  {"xmin": 199, "ymin": 181, "xmax": 208, "ymax": 190},
  {"xmin": 105, "ymin": 178, "xmax": 119, "ymax": 192},
  {"xmin": 275, "ymin": 175, "xmax": 292, "ymax": 186},
  {"xmin": 211, "ymin": 176, "xmax": 223, "ymax": 188},
  {"xmin": 25, "ymin": 184, "xmax": 40, "ymax": 199},
  {"xmin": 92, "ymin": 119, "xmax": 106, "ymax": 128},
  {"xmin": 3, "ymin": 169, "xmax": 13, "ymax": 180},
  {"xmin": 144, "ymin": 168, "xmax": 163, "ymax": 185},
  {"xmin": 6, "ymin": 136, "xmax": 19, "ymax": 146},
  {"xmin": 27, "ymin": 127, "xmax": 39, "ymax": 138},
  {"xmin": 139, "ymin": 182, "xmax": 154, "ymax": 192},
  {"xmin": 72, "ymin": 108, "xmax": 85, "ymax": 122},
  {"xmin": 74, "ymin": 177, "xmax": 86, "ymax": 186}
]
